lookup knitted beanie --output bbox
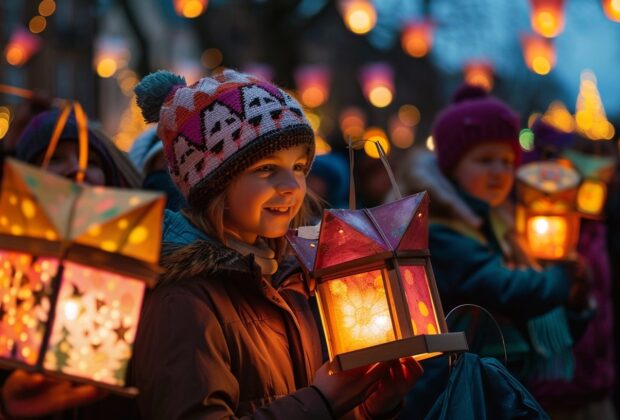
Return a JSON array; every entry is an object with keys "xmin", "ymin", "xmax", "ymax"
[
  {"xmin": 134, "ymin": 69, "xmax": 315, "ymax": 207},
  {"xmin": 432, "ymin": 84, "xmax": 521, "ymax": 174},
  {"xmin": 14, "ymin": 109, "xmax": 121, "ymax": 186}
]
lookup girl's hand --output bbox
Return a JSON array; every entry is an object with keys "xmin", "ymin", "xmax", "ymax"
[
  {"xmin": 311, "ymin": 361, "xmax": 390, "ymax": 418},
  {"xmin": 2, "ymin": 370, "xmax": 107, "ymax": 418},
  {"xmin": 362, "ymin": 357, "xmax": 424, "ymax": 418}
]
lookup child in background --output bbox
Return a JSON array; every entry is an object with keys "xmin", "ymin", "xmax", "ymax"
[{"xmin": 132, "ymin": 69, "xmax": 422, "ymax": 419}]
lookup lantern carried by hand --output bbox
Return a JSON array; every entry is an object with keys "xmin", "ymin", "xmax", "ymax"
[
  {"xmin": 287, "ymin": 188, "xmax": 467, "ymax": 371},
  {"xmin": 0, "ymin": 104, "xmax": 164, "ymax": 395},
  {"xmin": 516, "ymin": 161, "xmax": 580, "ymax": 261},
  {"xmin": 563, "ymin": 148, "xmax": 616, "ymax": 219}
]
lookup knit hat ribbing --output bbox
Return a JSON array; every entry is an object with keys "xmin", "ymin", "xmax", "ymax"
[
  {"xmin": 432, "ymin": 85, "xmax": 521, "ymax": 174},
  {"xmin": 134, "ymin": 69, "xmax": 315, "ymax": 207}
]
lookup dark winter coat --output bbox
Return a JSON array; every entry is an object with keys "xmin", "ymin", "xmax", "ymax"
[{"xmin": 131, "ymin": 211, "xmax": 330, "ymax": 419}]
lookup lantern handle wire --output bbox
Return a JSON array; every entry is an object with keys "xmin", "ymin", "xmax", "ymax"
[
  {"xmin": 445, "ymin": 303, "xmax": 508, "ymax": 366},
  {"xmin": 347, "ymin": 138, "xmax": 402, "ymax": 210}
]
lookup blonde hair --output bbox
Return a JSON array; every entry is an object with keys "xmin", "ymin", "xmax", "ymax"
[{"xmin": 184, "ymin": 187, "xmax": 322, "ymax": 260}]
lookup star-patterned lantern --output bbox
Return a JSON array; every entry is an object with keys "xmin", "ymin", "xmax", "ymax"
[
  {"xmin": 563, "ymin": 148, "xmax": 616, "ymax": 219},
  {"xmin": 0, "ymin": 158, "xmax": 164, "ymax": 395},
  {"xmin": 516, "ymin": 161, "xmax": 581, "ymax": 261},
  {"xmin": 287, "ymin": 192, "xmax": 467, "ymax": 372}
]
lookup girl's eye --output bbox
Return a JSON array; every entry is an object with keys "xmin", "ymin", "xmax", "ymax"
[
  {"xmin": 255, "ymin": 164, "xmax": 275, "ymax": 173},
  {"xmin": 293, "ymin": 163, "xmax": 307, "ymax": 172}
]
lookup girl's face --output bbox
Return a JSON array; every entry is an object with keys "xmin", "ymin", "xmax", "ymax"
[
  {"xmin": 39, "ymin": 140, "xmax": 106, "ymax": 186},
  {"xmin": 451, "ymin": 142, "xmax": 515, "ymax": 207},
  {"xmin": 224, "ymin": 144, "xmax": 309, "ymax": 244}
]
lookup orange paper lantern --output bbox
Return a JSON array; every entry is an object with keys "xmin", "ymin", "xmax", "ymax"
[
  {"xmin": 401, "ymin": 20, "xmax": 435, "ymax": 58},
  {"xmin": 0, "ymin": 158, "xmax": 164, "ymax": 394},
  {"xmin": 521, "ymin": 34, "xmax": 556, "ymax": 75},
  {"xmin": 602, "ymin": 0, "xmax": 620, "ymax": 21},
  {"xmin": 516, "ymin": 161, "xmax": 581, "ymax": 260},
  {"xmin": 529, "ymin": 0, "xmax": 566, "ymax": 38},
  {"xmin": 339, "ymin": 0, "xmax": 377, "ymax": 35},
  {"xmin": 287, "ymin": 192, "xmax": 467, "ymax": 371}
]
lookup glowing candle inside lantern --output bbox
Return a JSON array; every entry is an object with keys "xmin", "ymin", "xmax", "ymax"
[{"xmin": 527, "ymin": 215, "xmax": 568, "ymax": 259}]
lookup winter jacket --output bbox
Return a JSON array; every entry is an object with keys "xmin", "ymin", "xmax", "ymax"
[{"xmin": 132, "ymin": 211, "xmax": 331, "ymax": 419}]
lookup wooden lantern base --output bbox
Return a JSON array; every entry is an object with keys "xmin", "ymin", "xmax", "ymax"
[{"xmin": 329, "ymin": 332, "xmax": 468, "ymax": 372}]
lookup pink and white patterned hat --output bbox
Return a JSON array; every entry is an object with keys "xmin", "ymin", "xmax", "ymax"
[{"xmin": 135, "ymin": 69, "xmax": 315, "ymax": 207}]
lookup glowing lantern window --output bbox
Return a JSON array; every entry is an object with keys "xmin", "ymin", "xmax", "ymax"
[
  {"xmin": 359, "ymin": 63, "xmax": 394, "ymax": 108},
  {"xmin": 563, "ymin": 148, "xmax": 616, "ymax": 219},
  {"xmin": 516, "ymin": 161, "xmax": 581, "ymax": 261},
  {"xmin": 401, "ymin": 20, "xmax": 435, "ymax": 58},
  {"xmin": 287, "ymin": 192, "xmax": 467, "ymax": 371},
  {"xmin": 0, "ymin": 158, "xmax": 164, "ymax": 394},
  {"xmin": 602, "ymin": 0, "xmax": 620, "ymax": 21},
  {"xmin": 529, "ymin": 0, "xmax": 566, "ymax": 38},
  {"xmin": 521, "ymin": 34, "xmax": 556, "ymax": 75}
]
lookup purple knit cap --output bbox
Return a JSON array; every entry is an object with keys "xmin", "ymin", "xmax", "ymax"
[
  {"xmin": 432, "ymin": 85, "xmax": 521, "ymax": 174},
  {"xmin": 14, "ymin": 109, "xmax": 121, "ymax": 187}
]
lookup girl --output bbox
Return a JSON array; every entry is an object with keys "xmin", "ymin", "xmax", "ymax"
[{"xmin": 131, "ymin": 69, "xmax": 422, "ymax": 419}]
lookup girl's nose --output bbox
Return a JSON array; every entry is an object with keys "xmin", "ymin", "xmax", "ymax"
[{"xmin": 275, "ymin": 170, "xmax": 302, "ymax": 195}]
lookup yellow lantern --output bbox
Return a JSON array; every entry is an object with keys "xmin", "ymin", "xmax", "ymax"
[
  {"xmin": 529, "ymin": 0, "xmax": 566, "ymax": 38},
  {"xmin": 0, "ymin": 158, "xmax": 164, "ymax": 394},
  {"xmin": 516, "ymin": 161, "xmax": 581, "ymax": 261},
  {"xmin": 563, "ymin": 148, "xmax": 616, "ymax": 219},
  {"xmin": 287, "ymin": 192, "xmax": 467, "ymax": 371},
  {"xmin": 521, "ymin": 34, "xmax": 556, "ymax": 75},
  {"xmin": 602, "ymin": 0, "xmax": 620, "ymax": 21}
]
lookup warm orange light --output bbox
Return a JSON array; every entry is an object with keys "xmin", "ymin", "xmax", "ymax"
[
  {"xmin": 5, "ymin": 46, "xmax": 26, "ymax": 66},
  {"xmin": 401, "ymin": 20, "xmax": 435, "ymax": 58},
  {"xmin": 28, "ymin": 16, "xmax": 47, "ymax": 34},
  {"xmin": 464, "ymin": 61, "xmax": 494, "ymax": 91},
  {"xmin": 39, "ymin": 0, "xmax": 56, "ymax": 17},
  {"xmin": 521, "ymin": 34, "xmax": 556, "ymax": 75},
  {"xmin": 529, "ymin": 0, "xmax": 565, "ymax": 38},
  {"xmin": 575, "ymin": 70, "xmax": 615, "ymax": 140},
  {"xmin": 527, "ymin": 215, "xmax": 568, "ymax": 259},
  {"xmin": 360, "ymin": 63, "xmax": 394, "ymax": 108},
  {"xmin": 339, "ymin": 107, "xmax": 366, "ymax": 141},
  {"xmin": 201, "ymin": 48, "xmax": 223, "ymax": 69},
  {"xmin": 602, "ymin": 0, "xmax": 620, "ymax": 21},
  {"xmin": 174, "ymin": 0, "xmax": 208, "ymax": 18},
  {"xmin": 577, "ymin": 180, "xmax": 606, "ymax": 216},
  {"xmin": 541, "ymin": 101, "xmax": 574, "ymax": 133},
  {"xmin": 398, "ymin": 104, "xmax": 420, "ymax": 127},
  {"xmin": 363, "ymin": 127, "xmax": 390, "ymax": 158},
  {"xmin": 295, "ymin": 65, "xmax": 330, "ymax": 109},
  {"xmin": 318, "ymin": 271, "xmax": 395, "ymax": 355},
  {"xmin": 389, "ymin": 116, "xmax": 415, "ymax": 149},
  {"xmin": 340, "ymin": 0, "xmax": 377, "ymax": 35},
  {"xmin": 4, "ymin": 28, "xmax": 40, "ymax": 67},
  {"xmin": 96, "ymin": 58, "xmax": 118, "ymax": 78}
]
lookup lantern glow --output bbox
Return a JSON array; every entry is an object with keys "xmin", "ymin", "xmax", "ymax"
[
  {"xmin": 295, "ymin": 66, "xmax": 330, "ymax": 109},
  {"xmin": 401, "ymin": 20, "xmax": 435, "ymax": 58},
  {"xmin": 576, "ymin": 180, "xmax": 606, "ymax": 216},
  {"xmin": 4, "ymin": 28, "xmax": 41, "ymax": 67},
  {"xmin": 287, "ymin": 192, "xmax": 467, "ymax": 371},
  {"xmin": 602, "ymin": 0, "xmax": 620, "ymax": 21},
  {"xmin": 339, "ymin": 0, "xmax": 377, "ymax": 35},
  {"xmin": 516, "ymin": 161, "xmax": 580, "ymax": 261},
  {"xmin": 0, "ymin": 158, "xmax": 164, "ymax": 394},
  {"xmin": 464, "ymin": 61, "xmax": 494, "ymax": 92},
  {"xmin": 521, "ymin": 34, "xmax": 556, "ymax": 75},
  {"xmin": 174, "ymin": 0, "xmax": 208, "ymax": 18},
  {"xmin": 359, "ymin": 63, "xmax": 394, "ymax": 108},
  {"xmin": 529, "ymin": 0, "xmax": 565, "ymax": 38}
]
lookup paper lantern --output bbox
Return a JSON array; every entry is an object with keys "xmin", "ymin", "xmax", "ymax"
[
  {"xmin": 516, "ymin": 161, "xmax": 581, "ymax": 260},
  {"xmin": 339, "ymin": 0, "xmax": 377, "ymax": 35},
  {"xmin": 287, "ymin": 192, "xmax": 467, "ymax": 372},
  {"xmin": 521, "ymin": 34, "xmax": 556, "ymax": 75},
  {"xmin": 0, "ymin": 158, "xmax": 164, "ymax": 394},
  {"xmin": 401, "ymin": 20, "xmax": 435, "ymax": 58},
  {"xmin": 602, "ymin": 0, "xmax": 620, "ymax": 21},
  {"xmin": 295, "ymin": 65, "xmax": 330, "ymax": 109},
  {"xmin": 463, "ymin": 60, "xmax": 494, "ymax": 92},
  {"xmin": 563, "ymin": 148, "xmax": 616, "ymax": 219},
  {"xmin": 4, "ymin": 27, "xmax": 41, "ymax": 67},
  {"xmin": 529, "ymin": 0, "xmax": 566, "ymax": 38},
  {"xmin": 359, "ymin": 63, "xmax": 394, "ymax": 108}
]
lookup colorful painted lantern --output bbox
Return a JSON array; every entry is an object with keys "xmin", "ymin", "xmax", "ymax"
[
  {"xmin": 287, "ymin": 192, "xmax": 467, "ymax": 372},
  {"xmin": 563, "ymin": 148, "xmax": 616, "ymax": 219},
  {"xmin": 0, "ymin": 158, "xmax": 164, "ymax": 394},
  {"xmin": 516, "ymin": 161, "xmax": 581, "ymax": 261}
]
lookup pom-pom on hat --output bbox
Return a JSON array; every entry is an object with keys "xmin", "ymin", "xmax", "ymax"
[
  {"xmin": 134, "ymin": 69, "xmax": 315, "ymax": 207},
  {"xmin": 432, "ymin": 84, "xmax": 521, "ymax": 174}
]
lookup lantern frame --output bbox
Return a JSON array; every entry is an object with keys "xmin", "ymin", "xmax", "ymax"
[
  {"xmin": 0, "ymin": 158, "xmax": 163, "ymax": 396},
  {"xmin": 287, "ymin": 192, "xmax": 467, "ymax": 372}
]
